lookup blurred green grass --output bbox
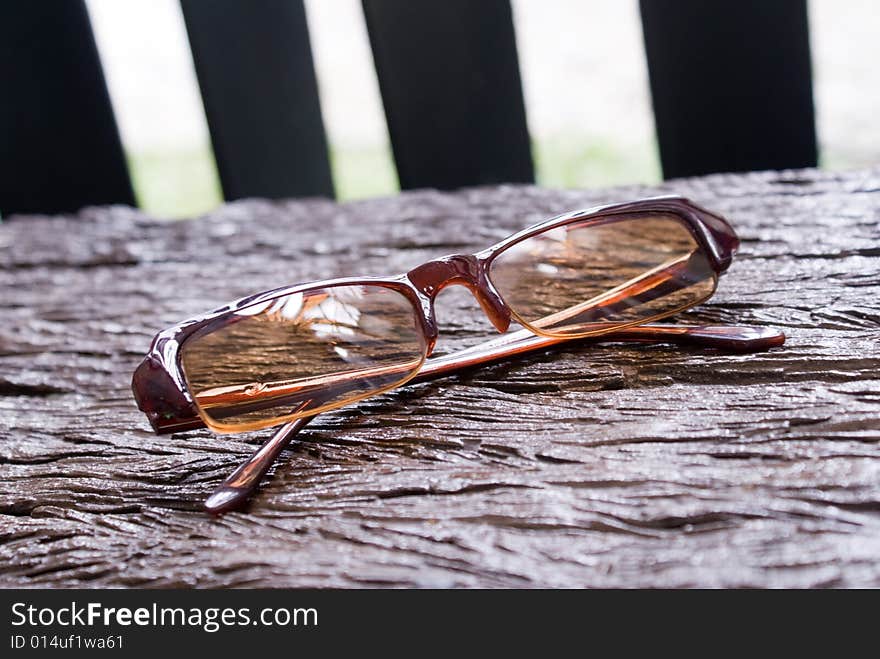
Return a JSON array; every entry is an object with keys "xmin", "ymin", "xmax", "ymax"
[
  {"xmin": 532, "ymin": 137, "xmax": 660, "ymax": 191},
  {"xmin": 128, "ymin": 137, "xmax": 662, "ymax": 219},
  {"xmin": 127, "ymin": 147, "xmax": 222, "ymax": 219}
]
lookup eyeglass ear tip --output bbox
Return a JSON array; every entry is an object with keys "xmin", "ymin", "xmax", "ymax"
[{"xmin": 204, "ymin": 486, "xmax": 248, "ymax": 516}]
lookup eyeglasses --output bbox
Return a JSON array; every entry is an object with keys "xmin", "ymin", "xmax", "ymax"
[
  {"xmin": 134, "ymin": 197, "xmax": 736, "ymax": 432},
  {"xmin": 131, "ymin": 196, "xmax": 785, "ymax": 512}
]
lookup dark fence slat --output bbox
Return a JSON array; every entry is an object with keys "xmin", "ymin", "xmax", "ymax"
[
  {"xmin": 0, "ymin": 0, "xmax": 135, "ymax": 216},
  {"xmin": 640, "ymin": 0, "xmax": 817, "ymax": 179},
  {"xmin": 362, "ymin": 0, "xmax": 534, "ymax": 191},
  {"xmin": 180, "ymin": 0, "xmax": 333, "ymax": 201}
]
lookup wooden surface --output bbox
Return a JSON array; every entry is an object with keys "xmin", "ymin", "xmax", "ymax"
[{"xmin": 1, "ymin": 168, "xmax": 879, "ymax": 587}]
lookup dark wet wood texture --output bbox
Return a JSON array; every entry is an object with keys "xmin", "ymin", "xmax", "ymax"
[{"xmin": 2, "ymin": 168, "xmax": 879, "ymax": 587}]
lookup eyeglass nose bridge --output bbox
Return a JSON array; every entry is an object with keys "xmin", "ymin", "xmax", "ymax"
[{"xmin": 407, "ymin": 254, "xmax": 511, "ymax": 351}]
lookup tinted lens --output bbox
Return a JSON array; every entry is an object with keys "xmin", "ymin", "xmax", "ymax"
[
  {"xmin": 180, "ymin": 284, "xmax": 426, "ymax": 431},
  {"xmin": 488, "ymin": 213, "xmax": 717, "ymax": 337}
]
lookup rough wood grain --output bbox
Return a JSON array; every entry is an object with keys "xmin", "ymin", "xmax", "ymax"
[{"xmin": 1, "ymin": 168, "xmax": 879, "ymax": 588}]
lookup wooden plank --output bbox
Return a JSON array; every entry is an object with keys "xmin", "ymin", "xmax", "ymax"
[
  {"xmin": 2, "ymin": 168, "xmax": 880, "ymax": 587},
  {"xmin": 640, "ymin": 0, "xmax": 817, "ymax": 179},
  {"xmin": 180, "ymin": 0, "xmax": 333, "ymax": 200},
  {"xmin": 363, "ymin": 0, "xmax": 534, "ymax": 190},
  {"xmin": 0, "ymin": 0, "xmax": 135, "ymax": 216}
]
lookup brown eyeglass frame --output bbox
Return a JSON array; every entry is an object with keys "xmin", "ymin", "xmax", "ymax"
[{"xmin": 132, "ymin": 196, "xmax": 742, "ymax": 436}]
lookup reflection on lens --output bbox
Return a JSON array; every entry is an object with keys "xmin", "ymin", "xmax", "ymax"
[
  {"xmin": 181, "ymin": 284, "xmax": 426, "ymax": 431},
  {"xmin": 489, "ymin": 213, "xmax": 717, "ymax": 337}
]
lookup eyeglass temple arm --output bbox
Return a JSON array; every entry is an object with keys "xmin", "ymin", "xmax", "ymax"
[{"xmin": 204, "ymin": 322, "xmax": 785, "ymax": 515}]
